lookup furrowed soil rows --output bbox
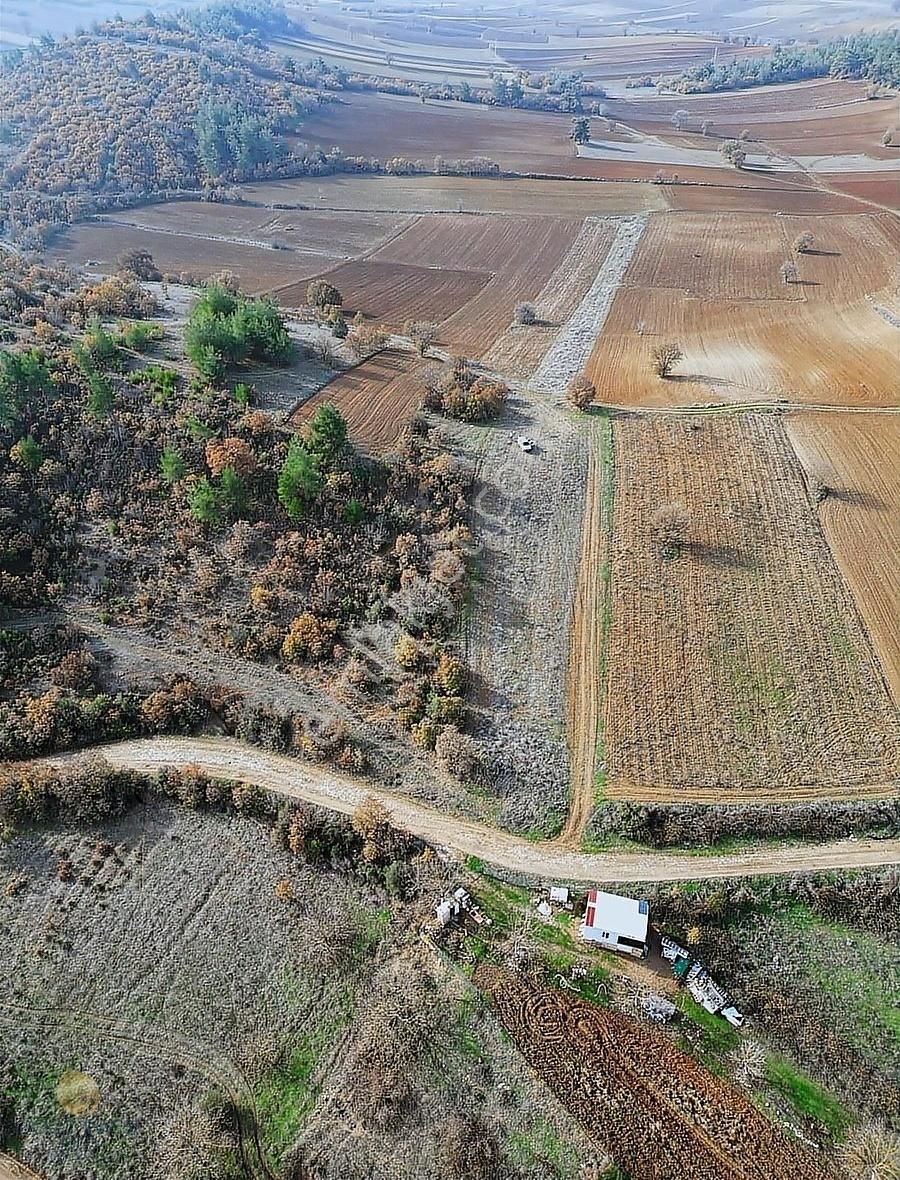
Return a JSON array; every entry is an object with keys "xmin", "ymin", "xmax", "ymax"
[
  {"xmin": 483, "ymin": 217, "xmax": 619, "ymax": 378},
  {"xmin": 477, "ymin": 967, "xmax": 830, "ymax": 1180},
  {"xmin": 605, "ymin": 414, "xmax": 900, "ymax": 800},
  {"xmin": 787, "ymin": 412, "xmax": 900, "ymax": 705},
  {"xmin": 290, "ymin": 348, "xmax": 427, "ymax": 455},
  {"xmin": 279, "ymin": 257, "xmax": 491, "ymax": 325},
  {"xmin": 586, "ymin": 211, "xmax": 900, "ymax": 407}
]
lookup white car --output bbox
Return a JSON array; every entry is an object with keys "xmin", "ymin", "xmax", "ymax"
[{"xmin": 517, "ymin": 435, "xmax": 536, "ymax": 453}]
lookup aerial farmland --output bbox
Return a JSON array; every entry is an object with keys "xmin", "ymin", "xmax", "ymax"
[{"xmin": 1, "ymin": 2, "xmax": 899, "ymax": 1178}]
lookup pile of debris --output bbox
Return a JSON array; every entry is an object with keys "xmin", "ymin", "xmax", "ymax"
[{"xmin": 661, "ymin": 936, "xmax": 745, "ymax": 1027}]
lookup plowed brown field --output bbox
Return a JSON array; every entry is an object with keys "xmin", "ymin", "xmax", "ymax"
[
  {"xmin": 787, "ymin": 412, "xmax": 900, "ymax": 706},
  {"xmin": 477, "ymin": 966, "xmax": 830, "ymax": 1180},
  {"xmin": 279, "ymin": 257, "xmax": 491, "ymax": 324},
  {"xmin": 484, "ymin": 217, "xmax": 619, "ymax": 377},
  {"xmin": 586, "ymin": 211, "xmax": 900, "ymax": 407},
  {"xmin": 604, "ymin": 414, "xmax": 900, "ymax": 800},
  {"xmin": 290, "ymin": 348, "xmax": 426, "ymax": 455},
  {"xmin": 295, "ymin": 213, "xmax": 586, "ymax": 357}
]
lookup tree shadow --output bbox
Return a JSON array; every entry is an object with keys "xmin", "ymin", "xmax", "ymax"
[
  {"xmin": 827, "ymin": 487, "xmax": 885, "ymax": 510},
  {"xmin": 802, "ymin": 248, "xmax": 841, "ymax": 257},
  {"xmin": 685, "ymin": 540, "xmax": 757, "ymax": 570}
]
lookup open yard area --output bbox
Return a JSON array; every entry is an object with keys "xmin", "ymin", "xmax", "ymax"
[
  {"xmin": 586, "ymin": 210, "xmax": 900, "ymax": 406},
  {"xmin": 787, "ymin": 412, "xmax": 900, "ymax": 704},
  {"xmin": 603, "ymin": 413, "xmax": 900, "ymax": 801}
]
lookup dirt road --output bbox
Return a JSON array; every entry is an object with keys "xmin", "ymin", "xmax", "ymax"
[
  {"xmin": 26, "ymin": 737, "xmax": 900, "ymax": 883},
  {"xmin": 559, "ymin": 431, "xmax": 601, "ymax": 846}
]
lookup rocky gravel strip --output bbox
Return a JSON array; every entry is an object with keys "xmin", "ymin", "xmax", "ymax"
[{"xmin": 530, "ymin": 216, "xmax": 646, "ymax": 396}]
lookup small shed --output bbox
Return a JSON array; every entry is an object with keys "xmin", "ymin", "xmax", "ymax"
[
  {"xmin": 549, "ymin": 886, "xmax": 570, "ymax": 906},
  {"xmin": 580, "ymin": 889, "xmax": 649, "ymax": 958}
]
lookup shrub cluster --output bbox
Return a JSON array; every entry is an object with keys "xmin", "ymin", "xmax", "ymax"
[
  {"xmin": 185, "ymin": 284, "xmax": 294, "ymax": 380},
  {"xmin": 423, "ymin": 359, "xmax": 509, "ymax": 423},
  {"xmin": 588, "ymin": 798, "xmax": 900, "ymax": 849}
]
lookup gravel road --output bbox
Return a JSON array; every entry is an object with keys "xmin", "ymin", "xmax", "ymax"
[{"xmin": 25, "ymin": 737, "xmax": 900, "ymax": 885}]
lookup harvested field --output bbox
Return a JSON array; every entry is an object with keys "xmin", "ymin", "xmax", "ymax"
[
  {"xmin": 604, "ymin": 414, "xmax": 900, "ymax": 800},
  {"xmin": 665, "ymin": 184, "xmax": 867, "ymax": 214},
  {"xmin": 606, "ymin": 78, "xmax": 869, "ymax": 124},
  {"xmin": 822, "ymin": 172, "xmax": 900, "ymax": 210},
  {"xmin": 478, "ymin": 966, "xmax": 830, "ymax": 1180},
  {"xmin": 238, "ymin": 174, "xmax": 667, "ymax": 216},
  {"xmin": 279, "ymin": 257, "xmax": 491, "ymax": 325},
  {"xmin": 587, "ymin": 211, "xmax": 900, "ymax": 406},
  {"xmin": 298, "ymin": 212, "xmax": 587, "ymax": 357},
  {"xmin": 295, "ymin": 91, "xmax": 602, "ymax": 175},
  {"xmin": 624, "ymin": 212, "xmax": 802, "ymax": 301},
  {"xmin": 484, "ymin": 217, "xmax": 619, "ymax": 378},
  {"xmin": 290, "ymin": 349, "xmax": 427, "ymax": 455},
  {"xmin": 51, "ymin": 205, "xmax": 412, "ymax": 292},
  {"xmin": 787, "ymin": 413, "xmax": 900, "ymax": 705},
  {"xmin": 101, "ymin": 202, "xmax": 413, "ymax": 256}
]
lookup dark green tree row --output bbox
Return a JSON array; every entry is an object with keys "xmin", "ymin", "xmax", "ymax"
[
  {"xmin": 668, "ymin": 29, "xmax": 900, "ymax": 92},
  {"xmin": 195, "ymin": 99, "xmax": 283, "ymax": 181}
]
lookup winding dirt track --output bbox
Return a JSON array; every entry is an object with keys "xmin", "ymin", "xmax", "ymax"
[{"xmin": 25, "ymin": 737, "xmax": 900, "ymax": 883}]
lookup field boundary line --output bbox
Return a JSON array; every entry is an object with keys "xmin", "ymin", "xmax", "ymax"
[
  {"xmin": 559, "ymin": 423, "xmax": 601, "ymax": 847},
  {"xmin": 530, "ymin": 216, "xmax": 646, "ymax": 396},
  {"xmin": 15, "ymin": 737, "xmax": 900, "ymax": 883}
]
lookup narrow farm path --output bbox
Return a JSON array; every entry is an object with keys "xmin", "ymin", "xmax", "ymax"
[
  {"xmin": 0, "ymin": 1154, "xmax": 45, "ymax": 1180},
  {"xmin": 559, "ymin": 428, "xmax": 601, "ymax": 847},
  {"xmin": 18, "ymin": 737, "xmax": 900, "ymax": 883}
]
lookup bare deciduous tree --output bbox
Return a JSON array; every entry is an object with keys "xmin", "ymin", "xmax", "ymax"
[
  {"xmin": 652, "ymin": 343, "xmax": 683, "ymax": 378},
  {"xmin": 792, "ymin": 230, "xmax": 814, "ymax": 254}
]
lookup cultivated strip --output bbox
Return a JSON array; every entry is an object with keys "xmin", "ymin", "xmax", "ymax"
[{"xmin": 529, "ymin": 216, "xmax": 646, "ymax": 396}]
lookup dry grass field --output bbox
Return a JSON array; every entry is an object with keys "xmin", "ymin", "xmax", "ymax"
[
  {"xmin": 0, "ymin": 801, "xmax": 595, "ymax": 1180},
  {"xmin": 291, "ymin": 349, "xmax": 429, "ymax": 455},
  {"xmin": 238, "ymin": 174, "xmax": 667, "ymax": 215},
  {"xmin": 50, "ymin": 221, "xmax": 322, "ymax": 291},
  {"xmin": 603, "ymin": 414, "xmax": 900, "ymax": 801},
  {"xmin": 50, "ymin": 205, "xmax": 413, "ymax": 291},
  {"xmin": 787, "ymin": 412, "xmax": 900, "ymax": 705},
  {"xmin": 586, "ymin": 211, "xmax": 900, "ymax": 407}
]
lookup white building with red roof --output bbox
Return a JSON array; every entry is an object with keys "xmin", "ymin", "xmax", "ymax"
[{"xmin": 580, "ymin": 889, "xmax": 650, "ymax": 958}]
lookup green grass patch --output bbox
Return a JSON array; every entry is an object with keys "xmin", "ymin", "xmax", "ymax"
[
  {"xmin": 677, "ymin": 994, "xmax": 739, "ymax": 1064},
  {"xmin": 509, "ymin": 1114, "xmax": 582, "ymax": 1179},
  {"xmin": 764, "ymin": 1056, "xmax": 849, "ymax": 1140}
]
